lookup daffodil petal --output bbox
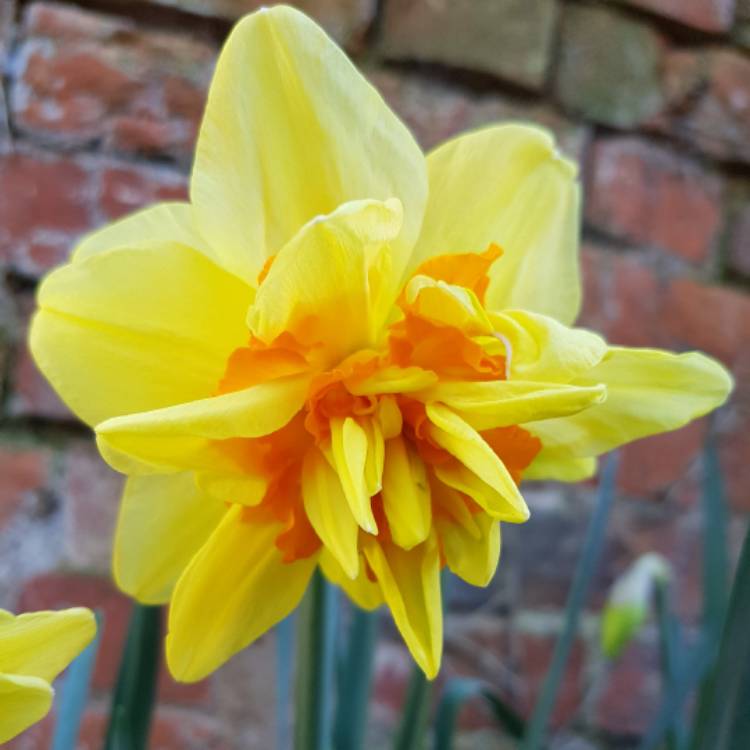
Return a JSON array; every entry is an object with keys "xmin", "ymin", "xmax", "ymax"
[
  {"xmin": 426, "ymin": 403, "xmax": 529, "ymax": 522},
  {"xmin": 195, "ymin": 472, "xmax": 268, "ymax": 507},
  {"xmin": 525, "ymin": 347, "xmax": 733, "ymax": 459},
  {"xmin": 436, "ymin": 511, "xmax": 501, "ymax": 587},
  {"xmin": 381, "ymin": 436, "xmax": 431, "ymax": 549},
  {"xmin": 413, "ymin": 124, "xmax": 581, "ymax": 324},
  {"xmin": 0, "ymin": 608, "xmax": 95, "ymax": 682},
  {"xmin": 96, "ymin": 375, "xmax": 310, "ymax": 475},
  {"xmin": 492, "ymin": 310, "xmax": 607, "ymax": 382},
  {"xmin": 434, "ymin": 460, "xmax": 524, "ymax": 523},
  {"xmin": 73, "ymin": 202, "xmax": 214, "ymax": 263},
  {"xmin": 31, "ymin": 243, "xmax": 252, "ymax": 426},
  {"xmin": 249, "ymin": 199, "xmax": 403, "ymax": 364},
  {"xmin": 363, "ymin": 534, "xmax": 442, "ymax": 679},
  {"xmin": 319, "ymin": 551, "xmax": 383, "ymax": 611},
  {"xmin": 191, "ymin": 5, "xmax": 427, "ymax": 283},
  {"xmin": 404, "ymin": 275, "xmax": 493, "ymax": 335},
  {"xmin": 167, "ymin": 505, "xmax": 316, "ymax": 682},
  {"xmin": 114, "ymin": 473, "xmax": 226, "ymax": 604},
  {"xmin": 330, "ymin": 417, "xmax": 377, "ymax": 534},
  {"xmin": 523, "ymin": 451, "xmax": 597, "ymax": 482},
  {"xmin": 416, "ymin": 379, "xmax": 606, "ymax": 431},
  {"xmin": 0, "ymin": 673, "xmax": 53, "ymax": 744},
  {"xmin": 346, "ymin": 366, "xmax": 438, "ymax": 396},
  {"xmin": 302, "ymin": 449, "xmax": 359, "ymax": 579}
]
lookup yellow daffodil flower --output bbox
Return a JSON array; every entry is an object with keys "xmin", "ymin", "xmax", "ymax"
[
  {"xmin": 29, "ymin": 6, "xmax": 731, "ymax": 682},
  {"xmin": 0, "ymin": 608, "xmax": 96, "ymax": 742}
]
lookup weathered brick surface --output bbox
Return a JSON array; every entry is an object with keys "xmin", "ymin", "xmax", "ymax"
[
  {"xmin": 0, "ymin": 445, "xmax": 53, "ymax": 530},
  {"xmin": 381, "ymin": 0, "xmax": 558, "ymax": 90},
  {"xmin": 12, "ymin": 2, "xmax": 215, "ymax": 162},
  {"xmin": 585, "ymin": 137, "xmax": 724, "ymax": 264},
  {"xmin": 617, "ymin": 0, "xmax": 735, "ymax": 32},
  {"xmin": 128, "ymin": 0, "xmax": 377, "ymax": 47},
  {"xmin": 370, "ymin": 68, "xmax": 587, "ymax": 158},
  {"xmin": 592, "ymin": 641, "xmax": 661, "ymax": 735},
  {"xmin": 655, "ymin": 48, "xmax": 750, "ymax": 165},
  {"xmin": 727, "ymin": 201, "xmax": 750, "ymax": 278},
  {"xmin": 0, "ymin": 148, "xmax": 186, "ymax": 278},
  {"xmin": 0, "ymin": 150, "xmax": 92, "ymax": 276},
  {"xmin": 555, "ymin": 4, "xmax": 664, "ymax": 128}
]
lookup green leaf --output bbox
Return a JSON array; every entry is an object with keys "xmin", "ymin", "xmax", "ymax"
[
  {"xmin": 333, "ymin": 606, "xmax": 379, "ymax": 750},
  {"xmin": 294, "ymin": 570, "xmax": 338, "ymax": 750},
  {"xmin": 522, "ymin": 453, "xmax": 619, "ymax": 750},
  {"xmin": 51, "ymin": 611, "xmax": 103, "ymax": 750},
  {"xmin": 654, "ymin": 580, "xmax": 689, "ymax": 750},
  {"xmin": 639, "ymin": 440, "xmax": 732, "ymax": 750},
  {"xmin": 394, "ymin": 667, "xmax": 433, "ymax": 750},
  {"xmin": 434, "ymin": 677, "xmax": 524, "ymax": 750},
  {"xmin": 700, "ymin": 438, "xmax": 729, "ymax": 641},
  {"xmin": 690, "ymin": 522, "xmax": 750, "ymax": 750},
  {"xmin": 104, "ymin": 604, "xmax": 162, "ymax": 750},
  {"xmin": 276, "ymin": 614, "xmax": 296, "ymax": 750}
]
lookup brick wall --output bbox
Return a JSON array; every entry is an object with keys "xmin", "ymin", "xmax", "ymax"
[{"xmin": 0, "ymin": 0, "xmax": 748, "ymax": 747}]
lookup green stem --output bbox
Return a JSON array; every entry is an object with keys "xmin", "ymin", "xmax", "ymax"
[
  {"xmin": 333, "ymin": 607, "xmax": 379, "ymax": 750},
  {"xmin": 295, "ymin": 570, "xmax": 337, "ymax": 750},
  {"xmin": 104, "ymin": 604, "xmax": 161, "ymax": 750},
  {"xmin": 394, "ymin": 668, "xmax": 433, "ymax": 750}
]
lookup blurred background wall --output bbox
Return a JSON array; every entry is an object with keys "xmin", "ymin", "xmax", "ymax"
[{"xmin": 0, "ymin": 0, "xmax": 748, "ymax": 748}]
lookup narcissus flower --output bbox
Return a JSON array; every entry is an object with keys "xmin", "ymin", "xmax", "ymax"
[
  {"xmin": 0, "ymin": 608, "xmax": 95, "ymax": 742},
  {"xmin": 30, "ymin": 7, "xmax": 731, "ymax": 681}
]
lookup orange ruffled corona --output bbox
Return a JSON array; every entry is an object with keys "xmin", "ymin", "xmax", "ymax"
[{"xmin": 29, "ymin": 6, "xmax": 732, "ymax": 682}]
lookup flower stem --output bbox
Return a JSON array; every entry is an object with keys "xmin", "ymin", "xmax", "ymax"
[
  {"xmin": 294, "ymin": 570, "xmax": 337, "ymax": 750},
  {"xmin": 103, "ymin": 604, "xmax": 161, "ymax": 750}
]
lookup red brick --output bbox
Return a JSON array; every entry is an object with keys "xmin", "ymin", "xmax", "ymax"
[
  {"xmin": 16, "ymin": 573, "xmax": 211, "ymax": 707},
  {"xmin": 579, "ymin": 245, "xmax": 666, "ymax": 348},
  {"xmin": 0, "ymin": 445, "xmax": 53, "ymax": 529},
  {"xmin": 369, "ymin": 68, "xmax": 586, "ymax": 158},
  {"xmin": 13, "ymin": 3, "xmax": 215, "ymax": 162},
  {"xmin": 129, "ymin": 0, "xmax": 376, "ymax": 48},
  {"xmin": 654, "ymin": 49, "xmax": 750, "ymax": 165},
  {"xmin": 371, "ymin": 640, "xmax": 412, "ymax": 724},
  {"xmin": 617, "ymin": 0, "xmax": 734, "ymax": 32},
  {"xmin": 9, "ymin": 293, "xmax": 74, "ymax": 419},
  {"xmin": 720, "ymin": 413, "xmax": 750, "ymax": 513},
  {"xmin": 99, "ymin": 165, "xmax": 187, "ymax": 221},
  {"xmin": 593, "ymin": 642, "xmax": 661, "ymax": 735},
  {"xmin": 585, "ymin": 137, "xmax": 724, "ymax": 264},
  {"xmin": 57, "ymin": 442, "xmax": 123, "ymax": 574},
  {"xmin": 380, "ymin": 0, "xmax": 558, "ymax": 91},
  {"xmin": 0, "ymin": 151, "xmax": 92, "ymax": 276},
  {"xmin": 515, "ymin": 628, "xmax": 585, "ymax": 726},
  {"xmin": 727, "ymin": 201, "xmax": 750, "ymax": 278},
  {"xmin": 7, "ymin": 703, "xmax": 228, "ymax": 750},
  {"xmin": 663, "ymin": 279, "xmax": 750, "ymax": 365},
  {"xmin": 619, "ymin": 420, "xmax": 707, "ymax": 497}
]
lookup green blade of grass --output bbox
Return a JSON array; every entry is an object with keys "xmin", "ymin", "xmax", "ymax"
[
  {"xmin": 522, "ymin": 453, "xmax": 619, "ymax": 750},
  {"xmin": 103, "ymin": 604, "xmax": 162, "ymax": 750}
]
